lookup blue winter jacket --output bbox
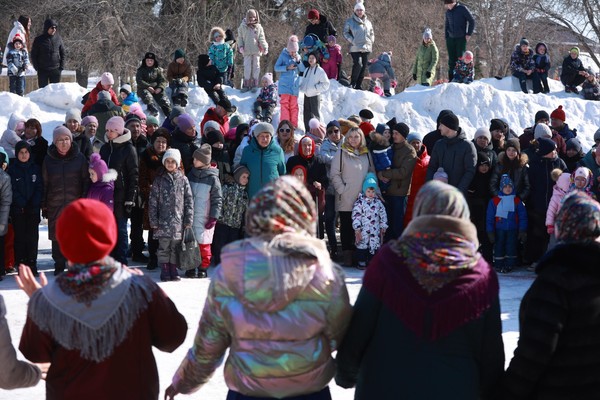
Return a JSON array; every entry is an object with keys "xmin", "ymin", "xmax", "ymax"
[
  {"xmin": 8, "ymin": 158, "xmax": 43, "ymax": 215},
  {"xmin": 274, "ymin": 48, "xmax": 306, "ymax": 96},
  {"xmin": 445, "ymin": 3, "xmax": 475, "ymax": 39},
  {"xmin": 486, "ymin": 195, "xmax": 527, "ymax": 232},
  {"xmin": 240, "ymin": 136, "xmax": 286, "ymax": 199}
]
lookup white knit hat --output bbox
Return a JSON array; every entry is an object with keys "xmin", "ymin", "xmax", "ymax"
[{"xmin": 163, "ymin": 148, "xmax": 182, "ymax": 168}]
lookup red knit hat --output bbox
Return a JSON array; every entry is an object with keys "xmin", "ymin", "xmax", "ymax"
[
  {"xmin": 56, "ymin": 199, "xmax": 117, "ymax": 264},
  {"xmin": 308, "ymin": 9, "xmax": 319, "ymax": 20},
  {"xmin": 550, "ymin": 105, "xmax": 566, "ymax": 122}
]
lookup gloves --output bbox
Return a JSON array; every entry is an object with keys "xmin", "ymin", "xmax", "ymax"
[
  {"xmin": 391, "ymin": 80, "xmax": 397, "ymax": 88},
  {"xmin": 546, "ymin": 225, "xmax": 555, "ymax": 235},
  {"xmin": 412, "ymin": 73, "xmax": 417, "ymax": 81},
  {"xmin": 519, "ymin": 231, "xmax": 528, "ymax": 243},
  {"xmin": 487, "ymin": 232, "xmax": 495, "ymax": 244},
  {"xmin": 124, "ymin": 201, "xmax": 134, "ymax": 216},
  {"xmin": 425, "ymin": 71, "xmax": 431, "ymax": 78},
  {"xmin": 205, "ymin": 217, "xmax": 217, "ymax": 229}
]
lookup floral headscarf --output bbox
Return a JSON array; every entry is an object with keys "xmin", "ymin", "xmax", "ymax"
[{"xmin": 556, "ymin": 191, "xmax": 600, "ymax": 243}]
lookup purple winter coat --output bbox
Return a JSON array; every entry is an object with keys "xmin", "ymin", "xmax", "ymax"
[{"xmin": 86, "ymin": 181, "xmax": 115, "ymax": 212}]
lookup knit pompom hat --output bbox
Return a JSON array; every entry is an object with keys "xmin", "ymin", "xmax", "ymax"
[
  {"xmin": 432, "ymin": 167, "xmax": 449, "ymax": 182},
  {"xmin": 551, "ymin": 105, "xmax": 566, "ymax": 122},
  {"xmin": 105, "ymin": 116, "xmax": 125, "ymax": 135},
  {"xmin": 362, "ymin": 172, "xmax": 378, "ymax": 193},
  {"xmin": 308, "ymin": 9, "xmax": 319, "ymax": 20},
  {"xmin": 89, "ymin": 153, "xmax": 108, "ymax": 182},
  {"xmin": 56, "ymin": 199, "xmax": 117, "ymax": 264},
  {"xmin": 354, "ymin": 1, "xmax": 366, "ymax": 11},
  {"xmin": 423, "ymin": 28, "xmax": 432, "ymax": 40},
  {"xmin": 287, "ymin": 35, "xmax": 300, "ymax": 53},
  {"xmin": 193, "ymin": 143, "xmax": 212, "ymax": 165},
  {"xmin": 120, "ymin": 83, "xmax": 132, "ymax": 94},
  {"xmin": 262, "ymin": 72, "xmax": 274, "ymax": 86},
  {"xmin": 100, "ymin": 72, "xmax": 114, "ymax": 86},
  {"xmin": 499, "ymin": 174, "xmax": 514, "ymax": 192}
]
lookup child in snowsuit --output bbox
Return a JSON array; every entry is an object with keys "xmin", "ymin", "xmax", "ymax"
[
  {"xmin": 323, "ymin": 35, "xmax": 342, "ymax": 80},
  {"xmin": 274, "ymin": 35, "xmax": 306, "ymax": 128},
  {"xmin": 534, "ymin": 42, "xmax": 551, "ymax": 94},
  {"xmin": 369, "ymin": 132, "xmax": 393, "ymax": 191},
  {"xmin": 253, "ymin": 73, "xmax": 277, "ymax": 123},
  {"xmin": 237, "ymin": 9, "xmax": 269, "ymax": 92},
  {"xmin": 452, "ymin": 51, "xmax": 475, "ymax": 84},
  {"xmin": 301, "ymin": 33, "xmax": 330, "ymax": 68},
  {"xmin": 545, "ymin": 169, "xmax": 571, "ymax": 249},
  {"xmin": 149, "ymin": 148, "xmax": 194, "ymax": 282},
  {"xmin": 187, "ymin": 144, "xmax": 222, "ymax": 278},
  {"xmin": 118, "ymin": 84, "xmax": 139, "ymax": 114},
  {"xmin": 6, "ymin": 34, "xmax": 28, "ymax": 96},
  {"xmin": 569, "ymin": 166, "xmax": 594, "ymax": 197},
  {"xmin": 211, "ymin": 165, "xmax": 249, "ymax": 266},
  {"xmin": 582, "ymin": 71, "xmax": 600, "ymax": 101},
  {"xmin": 208, "ymin": 27, "xmax": 234, "ymax": 86},
  {"xmin": 8, "ymin": 141, "xmax": 41, "ymax": 276},
  {"xmin": 486, "ymin": 174, "xmax": 527, "ymax": 273},
  {"xmin": 86, "ymin": 153, "xmax": 117, "ymax": 211},
  {"xmin": 197, "ymin": 54, "xmax": 228, "ymax": 106},
  {"xmin": 368, "ymin": 52, "xmax": 396, "ymax": 97},
  {"xmin": 352, "ymin": 172, "xmax": 388, "ymax": 270}
]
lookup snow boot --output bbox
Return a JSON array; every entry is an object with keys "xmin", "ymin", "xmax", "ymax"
[
  {"xmin": 160, "ymin": 263, "xmax": 170, "ymax": 282},
  {"xmin": 184, "ymin": 268, "xmax": 197, "ymax": 278},
  {"xmin": 198, "ymin": 268, "xmax": 208, "ymax": 278},
  {"xmin": 146, "ymin": 257, "xmax": 158, "ymax": 270},
  {"xmin": 169, "ymin": 263, "xmax": 181, "ymax": 281}
]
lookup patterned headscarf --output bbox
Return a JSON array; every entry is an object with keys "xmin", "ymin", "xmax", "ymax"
[
  {"xmin": 412, "ymin": 180, "xmax": 470, "ymax": 219},
  {"xmin": 246, "ymin": 176, "xmax": 317, "ymax": 237},
  {"xmin": 555, "ymin": 191, "xmax": 600, "ymax": 243}
]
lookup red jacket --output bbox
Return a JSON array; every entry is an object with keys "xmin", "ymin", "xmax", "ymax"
[
  {"xmin": 200, "ymin": 107, "xmax": 229, "ymax": 137},
  {"xmin": 82, "ymin": 81, "xmax": 121, "ymax": 115},
  {"xmin": 404, "ymin": 147, "xmax": 430, "ymax": 226}
]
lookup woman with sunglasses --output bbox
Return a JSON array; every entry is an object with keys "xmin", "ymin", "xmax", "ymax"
[{"xmin": 276, "ymin": 120, "xmax": 297, "ymax": 162}]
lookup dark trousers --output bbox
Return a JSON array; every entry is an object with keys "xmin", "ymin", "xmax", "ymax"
[
  {"xmin": 212, "ymin": 222, "xmax": 242, "ymax": 265},
  {"xmin": 303, "ymin": 95, "xmax": 321, "ymax": 132},
  {"xmin": 226, "ymin": 387, "xmax": 331, "ymax": 400},
  {"xmin": 513, "ymin": 71, "xmax": 542, "ymax": 93},
  {"xmin": 206, "ymin": 88, "xmax": 226, "ymax": 106},
  {"xmin": 538, "ymin": 71, "xmax": 550, "ymax": 93},
  {"xmin": 9, "ymin": 76, "xmax": 25, "ymax": 96},
  {"xmin": 110, "ymin": 216, "xmax": 128, "ymax": 264},
  {"xmin": 446, "ymin": 37, "xmax": 467, "ymax": 80},
  {"xmin": 561, "ymin": 73, "xmax": 586, "ymax": 88},
  {"xmin": 383, "ymin": 195, "xmax": 407, "ymax": 241},
  {"xmin": 324, "ymin": 194, "xmax": 337, "ymax": 251},
  {"xmin": 350, "ymin": 52, "xmax": 369, "ymax": 89},
  {"xmin": 525, "ymin": 209, "xmax": 548, "ymax": 264},
  {"xmin": 148, "ymin": 229, "xmax": 158, "ymax": 263},
  {"xmin": 468, "ymin": 199, "xmax": 493, "ymax": 264},
  {"xmin": 51, "ymin": 239, "xmax": 66, "ymax": 271},
  {"xmin": 494, "ymin": 229, "xmax": 518, "ymax": 269},
  {"xmin": 129, "ymin": 206, "xmax": 145, "ymax": 255},
  {"xmin": 339, "ymin": 211, "xmax": 355, "ymax": 251},
  {"xmin": 13, "ymin": 212, "xmax": 40, "ymax": 266},
  {"xmin": 253, "ymin": 101, "xmax": 276, "ymax": 122},
  {"xmin": 37, "ymin": 68, "xmax": 61, "ymax": 88}
]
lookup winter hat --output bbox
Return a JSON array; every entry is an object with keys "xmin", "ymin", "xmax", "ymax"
[
  {"xmin": 570, "ymin": 46, "xmax": 580, "ymax": 55},
  {"xmin": 15, "ymin": 121, "xmax": 25, "ymax": 133},
  {"xmin": 128, "ymin": 104, "xmax": 146, "ymax": 121},
  {"xmin": 567, "ymin": 138, "xmax": 582, "ymax": 153},
  {"xmin": 406, "ymin": 132, "xmax": 424, "ymax": 144},
  {"xmin": 308, "ymin": 9, "xmax": 320, "ymax": 20},
  {"xmin": 120, "ymin": 83, "xmax": 132, "ymax": 95},
  {"xmin": 477, "ymin": 151, "xmax": 491, "ymax": 166},
  {"xmin": 144, "ymin": 52, "xmax": 157, "ymax": 61},
  {"xmin": 233, "ymin": 165, "xmax": 250, "ymax": 184},
  {"xmin": 339, "ymin": 119, "xmax": 359, "ymax": 136},
  {"xmin": 124, "ymin": 114, "xmax": 141, "ymax": 129},
  {"xmin": 354, "ymin": 1, "xmax": 366, "ymax": 12},
  {"xmin": 246, "ymin": 175, "xmax": 317, "ymax": 236},
  {"xmin": 463, "ymin": 51, "xmax": 474, "ymax": 61},
  {"xmin": 163, "ymin": 148, "xmax": 182, "ymax": 168},
  {"xmin": 198, "ymin": 54, "xmax": 210, "ymax": 67},
  {"xmin": 205, "ymin": 129, "xmax": 225, "ymax": 146},
  {"xmin": 308, "ymin": 118, "xmax": 322, "ymax": 130},
  {"xmin": 550, "ymin": 105, "xmax": 566, "ymax": 122},
  {"xmin": 534, "ymin": 123, "xmax": 552, "ymax": 139},
  {"xmin": 359, "ymin": 109, "xmax": 374, "ymax": 120},
  {"xmin": 12, "ymin": 33, "xmax": 23, "ymax": 45},
  {"xmin": 105, "ymin": 116, "xmax": 125, "ymax": 135},
  {"xmin": 393, "ymin": 122, "xmax": 410, "ymax": 138},
  {"xmin": 413, "ymin": 180, "xmax": 470, "ymax": 219},
  {"xmin": 555, "ymin": 191, "xmax": 600, "ymax": 243},
  {"xmin": 574, "ymin": 165, "xmax": 592, "ymax": 181},
  {"xmin": 519, "ymin": 38, "xmax": 529, "ymax": 46},
  {"xmin": 89, "ymin": 153, "xmax": 108, "ymax": 182},
  {"xmin": 170, "ymin": 106, "xmax": 186, "ymax": 120},
  {"xmin": 534, "ymin": 110, "xmax": 550, "ymax": 123},
  {"xmin": 499, "ymin": 174, "xmax": 514, "ymax": 191},
  {"xmin": 56, "ymin": 199, "xmax": 117, "ymax": 264},
  {"xmin": 505, "ymin": 138, "xmax": 521, "ymax": 154},
  {"xmin": 537, "ymin": 137, "xmax": 557, "ymax": 156},
  {"xmin": 433, "ymin": 167, "xmax": 449, "ymax": 182},
  {"xmin": 474, "ymin": 127, "xmax": 491, "ymax": 141},
  {"xmin": 327, "ymin": 35, "xmax": 336, "ymax": 44},
  {"xmin": 326, "ymin": 120, "xmax": 341, "ymax": 131},
  {"xmin": 229, "ymin": 115, "xmax": 242, "ymax": 128},
  {"xmin": 594, "ymin": 128, "xmax": 600, "ymax": 143},
  {"xmin": 203, "ymin": 120, "xmax": 221, "ymax": 135},
  {"xmin": 53, "ymin": 126, "xmax": 73, "ymax": 144},
  {"xmin": 177, "ymin": 114, "xmax": 196, "ymax": 132},
  {"xmin": 81, "ymin": 115, "xmax": 98, "ymax": 127},
  {"xmin": 65, "ymin": 108, "xmax": 82, "ymax": 123},
  {"xmin": 287, "ymin": 35, "xmax": 300, "ymax": 53},
  {"xmin": 262, "ymin": 73, "xmax": 274, "ymax": 86},
  {"xmin": 217, "ymin": 98, "xmax": 235, "ymax": 113},
  {"xmin": 303, "ymin": 35, "xmax": 316, "ymax": 48},
  {"xmin": 348, "ymin": 114, "xmax": 362, "ymax": 125},
  {"xmin": 439, "ymin": 111, "xmax": 459, "ymax": 131},
  {"xmin": 253, "ymin": 122, "xmax": 275, "ymax": 137},
  {"xmin": 362, "ymin": 172, "xmax": 379, "ymax": 193},
  {"xmin": 100, "ymin": 72, "xmax": 114, "ymax": 86},
  {"xmin": 192, "ymin": 144, "xmax": 212, "ymax": 166},
  {"xmin": 489, "ymin": 118, "xmax": 507, "ymax": 133},
  {"xmin": 146, "ymin": 115, "xmax": 159, "ymax": 127},
  {"xmin": 375, "ymin": 123, "xmax": 388, "ymax": 134},
  {"xmin": 174, "ymin": 48, "xmax": 186, "ymax": 60},
  {"xmin": 98, "ymin": 90, "xmax": 111, "ymax": 101},
  {"xmin": 15, "ymin": 140, "xmax": 31, "ymax": 158},
  {"xmin": 423, "ymin": 28, "xmax": 432, "ymax": 40}
]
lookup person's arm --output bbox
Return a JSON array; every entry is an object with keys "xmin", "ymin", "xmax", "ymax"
[
  {"xmin": 457, "ymin": 142, "xmax": 477, "ymax": 193},
  {"xmin": 517, "ymin": 200, "xmax": 528, "ymax": 232},
  {"xmin": 148, "ymin": 177, "xmax": 160, "ymax": 229},
  {"xmin": 183, "ymin": 180, "xmax": 194, "ymax": 228},
  {"xmin": 329, "ymin": 149, "xmax": 345, "ymax": 195},
  {"xmin": 314, "ymin": 67, "xmax": 330, "ymax": 94},
  {"xmin": 125, "ymin": 146, "xmax": 139, "ymax": 205},
  {"xmin": 343, "ymin": 19, "xmax": 353, "ymax": 44},
  {"xmin": 208, "ymin": 177, "xmax": 222, "ymax": 220},
  {"xmin": 145, "ymin": 278, "xmax": 187, "ymax": 352},
  {"xmin": 464, "ymin": 6, "xmax": 475, "ymax": 36},
  {"xmin": 520, "ymin": 165, "xmax": 531, "ymax": 201},
  {"xmin": 328, "ymin": 21, "xmax": 338, "ymax": 38},
  {"xmin": 257, "ymin": 25, "xmax": 268, "ymax": 54},
  {"xmin": 381, "ymin": 150, "xmax": 416, "ymax": 182},
  {"xmin": 489, "ymin": 165, "xmax": 500, "ymax": 197},
  {"xmin": 30, "ymin": 38, "xmax": 39, "ymax": 71},
  {"xmin": 58, "ymin": 38, "xmax": 65, "ymax": 70}
]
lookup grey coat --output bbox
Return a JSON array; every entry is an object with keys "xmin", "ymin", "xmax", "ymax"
[
  {"xmin": 330, "ymin": 146, "xmax": 375, "ymax": 212},
  {"xmin": 317, "ymin": 138, "xmax": 342, "ymax": 195},
  {"xmin": 0, "ymin": 170, "xmax": 11, "ymax": 236},
  {"xmin": 188, "ymin": 166, "xmax": 222, "ymax": 244},
  {"xmin": 148, "ymin": 167, "xmax": 193, "ymax": 240},
  {"xmin": 343, "ymin": 14, "xmax": 374, "ymax": 53}
]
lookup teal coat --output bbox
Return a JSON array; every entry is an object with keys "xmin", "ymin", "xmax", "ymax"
[
  {"xmin": 240, "ymin": 137, "xmax": 286, "ymax": 199},
  {"xmin": 412, "ymin": 40, "xmax": 439, "ymax": 86}
]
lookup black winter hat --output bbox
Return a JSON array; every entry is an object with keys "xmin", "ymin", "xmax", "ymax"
[
  {"xmin": 439, "ymin": 112, "xmax": 459, "ymax": 131},
  {"xmin": 43, "ymin": 19, "xmax": 58, "ymax": 31},
  {"xmin": 198, "ymin": 54, "xmax": 210, "ymax": 67},
  {"xmin": 204, "ymin": 129, "xmax": 225, "ymax": 146},
  {"xmin": 537, "ymin": 137, "xmax": 556, "ymax": 156},
  {"xmin": 477, "ymin": 151, "xmax": 490, "ymax": 166},
  {"xmin": 489, "ymin": 118, "xmax": 507, "ymax": 132},
  {"xmin": 125, "ymin": 113, "xmax": 142, "ymax": 126},
  {"xmin": 359, "ymin": 109, "xmax": 374, "ymax": 120},
  {"xmin": 15, "ymin": 140, "xmax": 31, "ymax": 157},
  {"xmin": 436, "ymin": 109, "xmax": 453, "ymax": 128},
  {"xmin": 218, "ymin": 98, "xmax": 235, "ymax": 113},
  {"xmin": 566, "ymin": 138, "xmax": 582, "ymax": 153},
  {"xmin": 506, "ymin": 138, "xmax": 521, "ymax": 154},
  {"xmin": 393, "ymin": 122, "xmax": 410, "ymax": 138},
  {"xmin": 534, "ymin": 110, "xmax": 550, "ymax": 123},
  {"xmin": 144, "ymin": 52, "xmax": 156, "ymax": 60}
]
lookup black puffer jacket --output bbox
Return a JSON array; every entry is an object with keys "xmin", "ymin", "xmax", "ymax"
[
  {"xmin": 171, "ymin": 128, "xmax": 200, "ymax": 173},
  {"xmin": 304, "ymin": 14, "xmax": 337, "ymax": 43},
  {"xmin": 99, "ymin": 130, "xmax": 139, "ymax": 219},
  {"xmin": 502, "ymin": 242, "xmax": 600, "ymax": 399},
  {"xmin": 42, "ymin": 142, "xmax": 89, "ymax": 240},
  {"xmin": 30, "ymin": 19, "xmax": 65, "ymax": 72}
]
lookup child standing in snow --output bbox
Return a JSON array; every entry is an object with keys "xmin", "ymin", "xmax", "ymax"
[
  {"xmin": 119, "ymin": 83, "xmax": 140, "ymax": 114},
  {"xmin": 86, "ymin": 153, "xmax": 117, "ymax": 211},
  {"xmin": 187, "ymin": 144, "xmax": 222, "ymax": 279},
  {"xmin": 149, "ymin": 148, "xmax": 194, "ymax": 282},
  {"xmin": 274, "ymin": 35, "xmax": 305, "ymax": 128},
  {"xmin": 486, "ymin": 174, "xmax": 527, "ymax": 273},
  {"xmin": 237, "ymin": 9, "xmax": 268, "ymax": 93},
  {"xmin": 352, "ymin": 173, "xmax": 388, "ymax": 270},
  {"xmin": 208, "ymin": 27, "xmax": 234, "ymax": 86},
  {"xmin": 299, "ymin": 52, "xmax": 330, "ymax": 132},
  {"xmin": 323, "ymin": 35, "xmax": 342, "ymax": 80},
  {"xmin": 252, "ymin": 73, "xmax": 277, "ymax": 123},
  {"xmin": 6, "ymin": 34, "xmax": 29, "ymax": 96},
  {"xmin": 452, "ymin": 50, "xmax": 475, "ymax": 84}
]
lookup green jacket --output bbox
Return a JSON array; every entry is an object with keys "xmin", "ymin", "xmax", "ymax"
[
  {"xmin": 240, "ymin": 137, "xmax": 286, "ymax": 199},
  {"xmin": 412, "ymin": 40, "xmax": 439, "ymax": 86}
]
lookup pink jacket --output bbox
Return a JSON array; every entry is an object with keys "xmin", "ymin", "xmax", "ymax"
[
  {"xmin": 322, "ymin": 44, "xmax": 342, "ymax": 79},
  {"xmin": 545, "ymin": 173, "xmax": 571, "ymax": 226}
]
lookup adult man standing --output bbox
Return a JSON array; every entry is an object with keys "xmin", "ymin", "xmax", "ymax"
[
  {"xmin": 444, "ymin": 0, "xmax": 475, "ymax": 81},
  {"xmin": 426, "ymin": 110, "xmax": 477, "ymax": 194},
  {"xmin": 31, "ymin": 19, "xmax": 64, "ymax": 88}
]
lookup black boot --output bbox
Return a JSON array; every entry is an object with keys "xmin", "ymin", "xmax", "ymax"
[
  {"xmin": 160, "ymin": 263, "xmax": 170, "ymax": 282},
  {"xmin": 146, "ymin": 257, "xmax": 158, "ymax": 270},
  {"xmin": 184, "ymin": 268, "xmax": 197, "ymax": 278},
  {"xmin": 198, "ymin": 268, "xmax": 208, "ymax": 279},
  {"xmin": 169, "ymin": 263, "xmax": 181, "ymax": 281}
]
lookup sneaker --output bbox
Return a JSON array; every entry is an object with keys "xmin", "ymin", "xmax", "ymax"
[
  {"xmin": 132, "ymin": 253, "xmax": 149, "ymax": 263},
  {"xmin": 198, "ymin": 269, "xmax": 208, "ymax": 278}
]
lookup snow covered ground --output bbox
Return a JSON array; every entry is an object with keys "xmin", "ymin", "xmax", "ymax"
[{"xmin": 1, "ymin": 75, "xmax": 598, "ymax": 398}]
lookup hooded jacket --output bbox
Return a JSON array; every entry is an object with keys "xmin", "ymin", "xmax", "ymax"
[
  {"xmin": 527, "ymin": 152, "xmax": 568, "ymax": 212},
  {"xmin": 240, "ymin": 136, "xmax": 286, "ymax": 199},
  {"xmin": 274, "ymin": 48, "xmax": 305, "ymax": 96},
  {"xmin": 86, "ymin": 170, "xmax": 117, "ymax": 212},
  {"xmin": 413, "ymin": 40, "xmax": 439, "ymax": 86},
  {"xmin": 299, "ymin": 63, "xmax": 330, "ymax": 97},
  {"xmin": 368, "ymin": 52, "xmax": 396, "ymax": 80},
  {"xmin": 136, "ymin": 56, "xmax": 168, "ymax": 92},
  {"xmin": 148, "ymin": 167, "xmax": 193, "ymax": 240},
  {"xmin": 82, "ymin": 81, "xmax": 121, "ymax": 115},
  {"xmin": 188, "ymin": 166, "xmax": 222, "ymax": 244},
  {"xmin": 489, "ymin": 152, "xmax": 530, "ymax": 201},
  {"xmin": 343, "ymin": 13, "xmax": 374, "ymax": 53},
  {"xmin": 30, "ymin": 19, "xmax": 64, "ymax": 72},
  {"xmin": 380, "ymin": 140, "xmax": 417, "ymax": 197},
  {"xmin": 545, "ymin": 172, "xmax": 571, "ymax": 227},
  {"xmin": 237, "ymin": 13, "xmax": 268, "ymax": 56},
  {"xmin": 89, "ymin": 99, "xmax": 126, "ymax": 145},
  {"xmin": 0, "ymin": 113, "xmax": 25, "ymax": 158},
  {"xmin": 8, "ymin": 150, "xmax": 43, "ymax": 215},
  {"xmin": 444, "ymin": 2, "xmax": 475, "ymax": 39}
]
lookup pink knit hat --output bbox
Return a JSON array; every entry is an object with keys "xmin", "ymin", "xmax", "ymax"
[{"xmin": 89, "ymin": 153, "xmax": 108, "ymax": 181}]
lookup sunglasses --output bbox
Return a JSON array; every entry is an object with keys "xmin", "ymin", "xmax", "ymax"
[{"xmin": 279, "ymin": 128, "xmax": 292, "ymax": 133}]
